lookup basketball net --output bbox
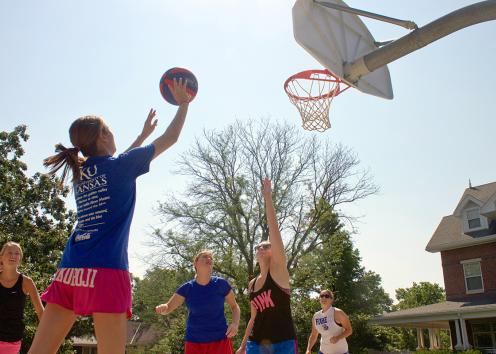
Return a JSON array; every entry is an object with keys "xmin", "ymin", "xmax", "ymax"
[{"xmin": 284, "ymin": 69, "xmax": 349, "ymax": 132}]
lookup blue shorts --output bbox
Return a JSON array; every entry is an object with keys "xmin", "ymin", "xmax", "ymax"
[{"xmin": 247, "ymin": 339, "xmax": 298, "ymax": 354}]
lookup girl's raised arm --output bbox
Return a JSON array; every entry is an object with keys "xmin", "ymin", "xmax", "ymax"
[{"xmin": 151, "ymin": 78, "xmax": 191, "ymax": 160}]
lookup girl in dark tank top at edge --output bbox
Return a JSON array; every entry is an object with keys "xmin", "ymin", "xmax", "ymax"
[{"xmin": 0, "ymin": 242, "xmax": 44, "ymax": 354}]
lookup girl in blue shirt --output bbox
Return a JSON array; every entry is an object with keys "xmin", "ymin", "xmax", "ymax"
[
  {"xmin": 28, "ymin": 79, "xmax": 191, "ymax": 354},
  {"xmin": 156, "ymin": 249, "xmax": 240, "ymax": 354}
]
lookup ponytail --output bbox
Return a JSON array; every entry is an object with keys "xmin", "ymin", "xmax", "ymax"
[
  {"xmin": 43, "ymin": 143, "xmax": 85, "ymax": 184},
  {"xmin": 43, "ymin": 115, "xmax": 105, "ymax": 185}
]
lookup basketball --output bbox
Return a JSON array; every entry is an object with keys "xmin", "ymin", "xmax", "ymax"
[{"xmin": 159, "ymin": 67, "xmax": 198, "ymax": 105}]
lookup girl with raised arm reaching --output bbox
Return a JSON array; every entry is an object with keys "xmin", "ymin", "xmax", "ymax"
[
  {"xmin": 237, "ymin": 178, "xmax": 298, "ymax": 354},
  {"xmin": 28, "ymin": 79, "xmax": 191, "ymax": 354}
]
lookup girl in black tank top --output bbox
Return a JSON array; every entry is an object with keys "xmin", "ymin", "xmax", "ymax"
[
  {"xmin": 0, "ymin": 274, "xmax": 26, "ymax": 342},
  {"xmin": 237, "ymin": 179, "xmax": 298, "ymax": 354},
  {"xmin": 0, "ymin": 242, "xmax": 44, "ymax": 350},
  {"xmin": 249, "ymin": 271, "xmax": 296, "ymax": 344}
]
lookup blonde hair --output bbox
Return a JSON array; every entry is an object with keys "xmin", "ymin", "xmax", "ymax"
[
  {"xmin": 0, "ymin": 242, "xmax": 23, "ymax": 266},
  {"xmin": 193, "ymin": 249, "xmax": 214, "ymax": 272}
]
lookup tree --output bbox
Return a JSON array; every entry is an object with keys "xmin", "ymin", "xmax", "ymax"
[
  {"xmin": 132, "ymin": 267, "xmax": 192, "ymax": 353},
  {"xmin": 0, "ymin": 126, "xmax": 75, "ymax": 273},
  {"xmin": 0, "ymin": 125, "xmax": 89, "ymax": 353},
  {"xmin": 149, "ymin": 119, "xmax": 378, "ymax": 296},
  {"xmin": 292, "ymin": 200, "xmax": 393, "ymax": 353},
  {"xmin": 394, "ymin": 282, "xmax": 446, "ymax": 311}
]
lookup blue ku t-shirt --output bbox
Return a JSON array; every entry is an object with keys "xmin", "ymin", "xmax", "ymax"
[
  {"xmin": 176, "ymin": 276, "xmax": 232, "ymax": 343},
  {"xmin": 59, "ymin": 144, "xmax": 155, "ymax": 270}
]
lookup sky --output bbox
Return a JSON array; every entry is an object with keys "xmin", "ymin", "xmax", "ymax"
[{"xmin": 1, "ymin": 0, "xmax": 495, "ymax": 302}]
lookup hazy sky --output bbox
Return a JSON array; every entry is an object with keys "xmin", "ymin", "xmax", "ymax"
[{"xmin": 1, "ymin": 0, "xmax": 495, "ymax": 301}]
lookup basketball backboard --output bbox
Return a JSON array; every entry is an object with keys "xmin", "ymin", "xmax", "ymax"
[{"xmin": 292, "ymin": 0, "xmax": 394, "ymax": 99}]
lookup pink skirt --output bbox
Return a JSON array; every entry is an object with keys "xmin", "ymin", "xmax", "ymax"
[
  {"xmin": 0, "ymin": 340, "xmax": 22, "ymax": 354},
  {"xmin": 41, "ymin": 268, "xmax": 132, "ymax": 318}
]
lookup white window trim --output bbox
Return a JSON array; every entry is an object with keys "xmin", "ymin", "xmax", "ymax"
[
  {"xmin": 460, "ymin": 258, "xmax": 482, "ymax": 264},
  {"xmin": 462, "ymin": 260, "xmax": 484, "ymax": 294},
  {"xmin": 463, "ymin": 207, "xmax": 486, "ymax": 232}
]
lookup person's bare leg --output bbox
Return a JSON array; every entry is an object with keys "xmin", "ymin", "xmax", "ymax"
[
  {"xmin": 28, "ymin": 303, "xmax": 77, "ymax": 354},
  {"xmin": 93, "ymin": 312, "xmax": 128, "ymax": 354}
]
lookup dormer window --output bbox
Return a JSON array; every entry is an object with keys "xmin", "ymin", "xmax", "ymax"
[
  {"xmin": 461, "ymin": 259, "xmax": 484, "ymax": 294},
  {"xmin": 466, "ymin": 208, "xmax": 482, "ymax": 229}
]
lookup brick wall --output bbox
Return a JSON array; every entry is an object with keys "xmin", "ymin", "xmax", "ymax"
[{"xmin": 441, "ymin": 242, "xmax": 496, "ymax": 301}]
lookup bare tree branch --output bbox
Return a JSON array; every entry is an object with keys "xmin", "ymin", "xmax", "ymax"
[{"xmin": 147, "ymin": 119, "xmax": 378, "ymax": 292}]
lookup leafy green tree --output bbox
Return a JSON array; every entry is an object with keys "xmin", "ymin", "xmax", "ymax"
[
  {"xmin": 0, "ymin": 125, "xmax": 90, "ymax": 353},
  {"xmin": 394, "ymin": 282, "xmax": 446, "ymax": 311},
  {"xmin": 0, "ymin": 126, "xmax": 75, "ymax": 274},
  {"xmin": 292, "ymin": 200, "xmax": 392, "ymax": 353},
  {"xmin": 132, "ymin": 267, "xmax": 192, "ymax": 353}
]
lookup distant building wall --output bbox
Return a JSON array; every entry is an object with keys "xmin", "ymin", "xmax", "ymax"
[{"xmin": 441, "ymin": 242, "xmax": 496, "ymax": 301}]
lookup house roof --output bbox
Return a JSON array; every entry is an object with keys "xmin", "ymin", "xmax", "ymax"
[
  {"xmin": 127, "ymin": 321, "xmax": 161, "ymax": 346},
  {"xmin": 425, "ymin": 215, "xmax": 496, "ymax": 252},
  {"xmin": 72, "ymin": 321, "xmax": 161, "ymax": 347},
  {"xmin": 370, "ymin": 298, "xmax": 496, "ymax": 328},
  {"xmin": 426, "ymin": 182, "xmax": 496, "ymax": 253},
  {"xmin": 455, "ymin": 182, "xmax": 496, "ymax": 211}
]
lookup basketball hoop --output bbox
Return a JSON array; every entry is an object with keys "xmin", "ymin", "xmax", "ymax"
[{"xmin": 284, "ymin": 69, "xmax": 350, "ymax": 132}]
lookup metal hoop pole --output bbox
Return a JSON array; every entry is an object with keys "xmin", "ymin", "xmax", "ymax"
[
  {"xmin": 314, "ymin": 0, "xmax": 418, "ymax": 30},
  {"xmin": 344, "ymin": 0, "xmax": 496, "ymax": 83}
]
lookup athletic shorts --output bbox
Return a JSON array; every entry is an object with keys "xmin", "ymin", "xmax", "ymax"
[
  {"xmin": 0, "ymin": 340, "xmax": 22, "ymax": 354},
  {"xmin": 41, "ymin": 268, "xmax": 132, "ymax": 318},
  {"xmin": 185, "ymin": 338, "xmax": 233, "ymax": 354},
  {"xmin": 247, "ymin": 339, "xmax": 298, "ymax": 354}
]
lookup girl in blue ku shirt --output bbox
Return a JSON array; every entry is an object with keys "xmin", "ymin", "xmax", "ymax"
[{"xmin": 28, "ymin": 79, "xmax": 191, "ymax": 354}]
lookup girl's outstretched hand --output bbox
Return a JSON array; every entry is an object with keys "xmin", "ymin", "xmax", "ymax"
[
  {"xmin": 261, "ymin": 177, "xmax": 272, "ymax": 200},
  {"xmin": 226, "ymin": 322, "xmax": 239, "ymax": 338},
  {"xmin": 170, "ymin": 78, "xmax": 191, "ymax": 106},
  {"xmin": 140, "ymin": 108, "xmax": 158, "ymax": 140},
  {"xmin": 155, "ymin": 303, "xmax": 168, "ymax": 315}
]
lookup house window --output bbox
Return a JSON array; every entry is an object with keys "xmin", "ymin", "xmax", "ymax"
[
  {"xmin": 466, "ymin": 209, "xmax": 482, "ymax": 229},
  {"xmin": 463, "ymin": 261, "xmax": 484, "ymax": 293},
  {"xmin": 472, "ymin": 321, "xmax": 496, "ymax": 349}
]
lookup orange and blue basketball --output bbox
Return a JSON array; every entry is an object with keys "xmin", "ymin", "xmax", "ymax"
[{"xmin": 159, "ymin": 67, "xmax": 198, "ymax": 105}]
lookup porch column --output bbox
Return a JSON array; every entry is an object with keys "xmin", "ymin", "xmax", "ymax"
[
  {"xmin": 434, "ymin": 328, "xmax": 441, "ymax": 349},
  {"xmin": 416, "ymin": 328, "xmax": 425, "ymax": 349},
  {"xmin": 428, "ymin": 328, "xmax": 440, "ymax": 349},
  {"xmin": 460, "ymin": 318, "xmax": 472, "ymax": 349},
  {"xmin": 454, "ymin": 319, "xmax": 463, "ymax": 350},
  {"xmin": 449, "ymin": 326, "xmax": 454, "ymax": 350}
]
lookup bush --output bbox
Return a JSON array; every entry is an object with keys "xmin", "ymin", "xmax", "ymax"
[{"xmin": 415, "ymin": 349, "xmax": 482, "ymax": 354}]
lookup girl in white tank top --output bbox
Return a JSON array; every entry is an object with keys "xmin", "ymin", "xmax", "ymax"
[{"xmin": 305, "ymin": 290, "xmax": 352, "ymax": 354}]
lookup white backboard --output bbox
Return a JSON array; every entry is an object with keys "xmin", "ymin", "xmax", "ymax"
[{"xmin": 293, "ymin": 0, "xmax": 394, "ymax": 99}]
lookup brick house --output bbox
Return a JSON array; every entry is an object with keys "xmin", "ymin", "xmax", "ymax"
[{"xmin": 370, "ymin": 182, "xmax": 496, "ymax": 352}]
